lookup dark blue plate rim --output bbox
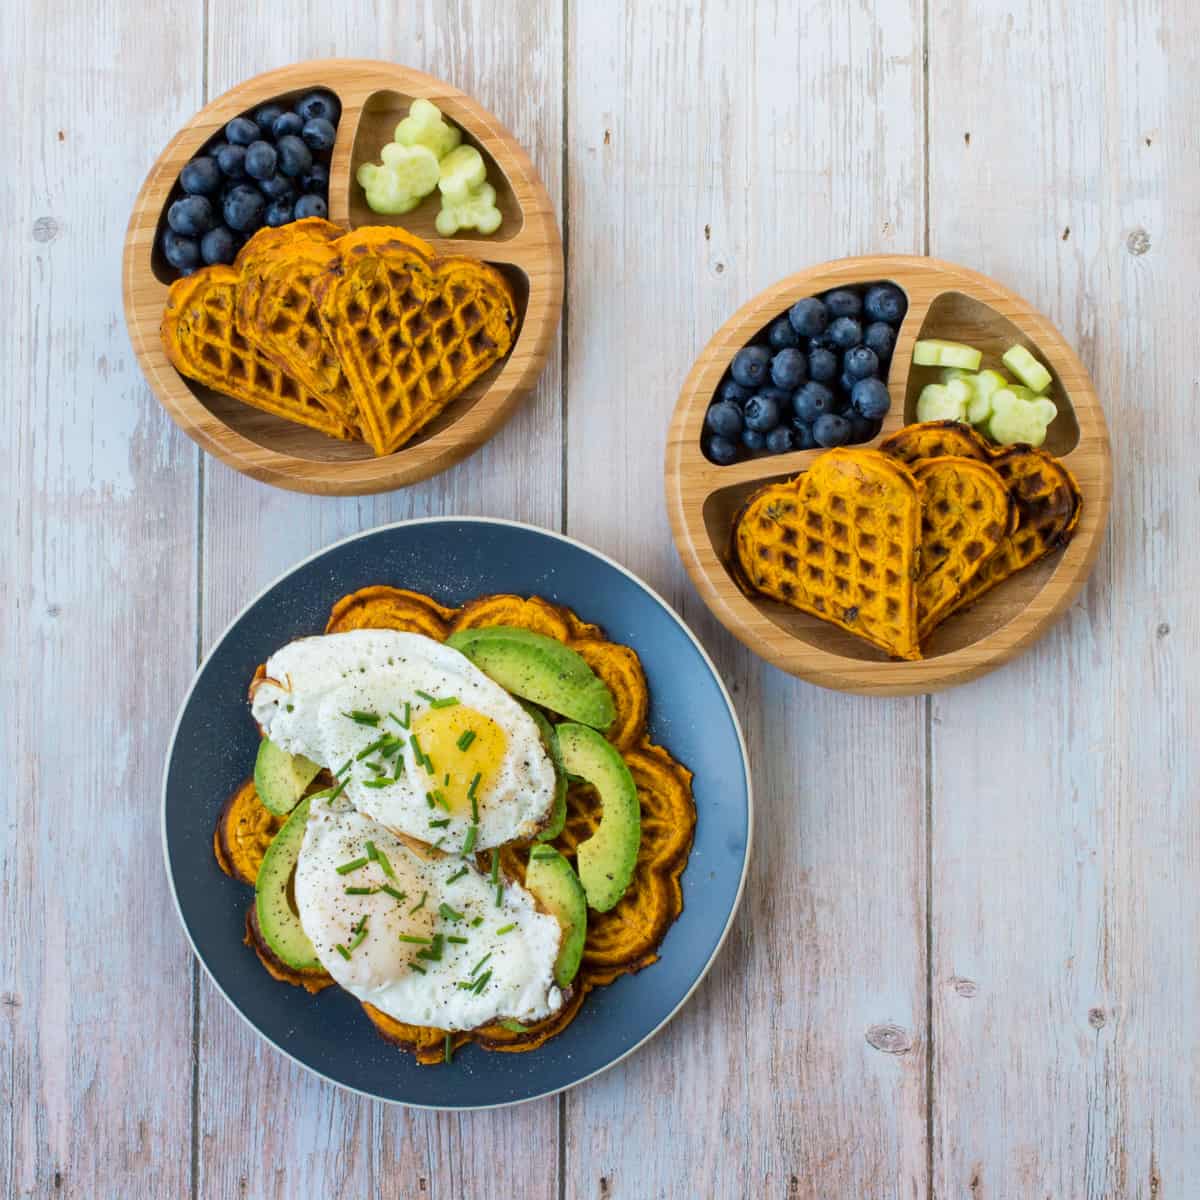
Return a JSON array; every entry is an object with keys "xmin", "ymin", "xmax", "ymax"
[{"xmin": 161, "ymin": 517, "xmax": 753, "ymax": 1109}]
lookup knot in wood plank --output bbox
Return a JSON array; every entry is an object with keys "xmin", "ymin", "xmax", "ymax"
[{"xmin": 865, "ymin": 1022, "xmax": 913, "ymax": 1054}]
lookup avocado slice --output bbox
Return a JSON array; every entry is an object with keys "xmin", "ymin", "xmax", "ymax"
[
  {"xmin": 524, "ymin": 845, "xmax": 588, "ymax": 987},
  {"xmin": 520, "ymin": 703, "xmax": 567, "ymax": 842},
  {"xmin": 254, "ymin": 737, "xmax": 321, "ymax": 817},
  {"xmin": 255, "ymin": 794, "xmax": 322, "ymax": 971},
  {"xmin": 446, "ymin": 626, "xmax": 616, "ymax": 730},
  {"xmin": 556, "ymin": 723, "xmax": 640, "ymax": 912}
]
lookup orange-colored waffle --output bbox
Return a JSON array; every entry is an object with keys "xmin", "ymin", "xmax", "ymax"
[{"xmin": 213, "ymin": 777, "xmax": 285, "ymax": 887}]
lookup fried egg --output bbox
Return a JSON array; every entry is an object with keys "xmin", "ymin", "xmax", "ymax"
[
  {"xmin": 250, "ymin": 630, "xmax": 557, "ymax": 852},
  {"xmin": 295, "ymin": 795, "xmax": 564, "ymax": 1030}
]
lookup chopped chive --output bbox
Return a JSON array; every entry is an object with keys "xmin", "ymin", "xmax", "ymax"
[
  {"xmin": 456, "ymin": 729, "xmax": 477, "ymax": 752},
  {"xmin": 344, "ymin": 710, "xmax": 380, "ymax": 726},
  {"xmin": 365, "ymin": 840, "xmax": 378, "ymax": 860},
  {"xmin": 429, "ymin": 818, "xmax": 451, "ymax": 829},
  {"xmin": 496, "ymin": 923, "xmax": 516, "ymax": 935},
  {"xmin": 467, "ymin": 772, "xmax": 482, "ymax": 801},
  {"xmin": 462, "ymin": 825, "xmax": 478, "ymax": 855},
  {"xmin": 444, "ymin": 1034, "xmax": 453, "ymax": 1064},
  {"xmin": 456, "ymin": 981, "xmax": 477, "ymax": 990},
  {"xmin": 367, "ymin": 760, "xmax": 386, "ymax": 774},
  {"xmin": 432, "ymin": 837, "xmax": 445, "ymax": 849},
  {"xmin": 398, "ymin": 934, "xmax": 431, "ymax": 945},
  {"xmin": 471, "ymin": 969, "xmax": 493, "ymax": 994},
  {"xmin": 335, "ymin": 944, "xmax": 351, "ymax": 961},
  {"xmin": 425, "ymin": 755, "xmax": 437, "ymax": 775},
  {"xmin": 495, "ymin": 883, "xmax": 504, "ymax": 907},
  {"xmin": 438, "ymin": 902, "xmax": 464, "ymax": 922},
  {"xmin": 443, "ymin": 772, "xmax": 450, "ymax": 786},
  {"xmin": 389, "ymin": 705, "xmax": 411, "ymax": 731},
  {"xmin": 470, "ymin": 793, "xmax": 479, "ymax": 824},
  {"xmin": 362, "ymin": 777, "xmax": 396, "ymax": 789},
  {"xmin": 446, "ymin": 866, "xmax": 469, "ymax": 884},
  {"xmin": 410, "ymin": 962, "xmax": 427, "ymax": 975},
  {"xmin": 285, "ymin": 704, "xmax": 294, "ymax": 713},
  {"xmin": 380, "ymin": 885, "xmax": 407, "ymax": 903},
  {"xmin": 344, "ymin": 886, "xmax": 378, "ymax": 896},
  {"xmin": 433, "ymin": 789, "xmax": 450, "ymax": 811},
  {"xmin": 470, "ymin": 916, "xmax": 483, "ymax": 927},
  {"xmin": 447, "ymin": 935, "xmax": 469, "ymax": 945},
  {"xmin": 336, "ymin": 856, "xmax": 369, "ymax": 876},
  {"xmin": 415, "ymin": 690, "xmax": 436, "ymax": 702},
  {"xmin": 418, "ymin": 934, "xmax": 445, "ymax": 962},
  {"xmin": 471, "ymin": 951, "xmax": 492, "ymax": 976},
  {"xmin": 326, "ymin": 776, "xmax": 350, "ymax": 802},
  {"xmin": 335, "ymin": 758, "xmax": 352, "ymax": 777},
  {"xmin": 356, "ymin": 736, "xmax": 388, "ymax": 761},
  {"xmin": 374, "ymin": 848, "xmax": 395, "ymax": 879},
  {"xmin": 410, "ymin": 891, "xmax": 427, "ymax": 913},
  {"xmin": 490, "ymin": 851, "xmax": 500, "ymax": 884},
  {"xmin": 430, "ymin": 696, "xmax": 459, "ymax": 709},
  {"xmin": 348, "ymin": 921, "xmax": 369, "ymax": 952}
]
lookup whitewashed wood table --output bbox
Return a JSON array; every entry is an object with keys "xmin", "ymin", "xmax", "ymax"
[{"xmin": 4, "ymin": 2, "xmax": 1196, "ymax": 1196}]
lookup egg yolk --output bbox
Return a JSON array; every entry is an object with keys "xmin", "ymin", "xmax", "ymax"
[{"xmin": 411, "ymin": 705, "xmax": 507, "ymax": 817}]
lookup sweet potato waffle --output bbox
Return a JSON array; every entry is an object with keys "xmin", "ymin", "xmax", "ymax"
[{"xmin": 215, "ymin": 587, "xmax": 696, "ymax": 1064}]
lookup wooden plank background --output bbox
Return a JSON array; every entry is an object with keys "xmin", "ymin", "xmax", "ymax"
[{"xmin": 2, "ymin": 1, "xmax": 1196, "ymax": 1197}]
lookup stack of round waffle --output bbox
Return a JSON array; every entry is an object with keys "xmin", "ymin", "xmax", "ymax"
[
  {"xmin": 161, "ymin": 218, "xmax": 518, "ymax": 455},
  {"xmin": 732, "ymin": 423, "xmax": 1082, "ymax": 659}
]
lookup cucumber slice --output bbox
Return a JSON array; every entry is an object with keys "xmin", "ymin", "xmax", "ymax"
[
  {"xmin": 915, "ymin": 382, "xmax": 969, "ymax": 423},
  {"xmin": 913, "ymin": 339, "xmax": 983, "ymax": 371},
  {"xmin": 966, "ymin": 368, "xmax": 1008, "ymax": 426},
  {"xmin": 1001, "ymin": 344, "xmax": 1053, "ymax": 393}
]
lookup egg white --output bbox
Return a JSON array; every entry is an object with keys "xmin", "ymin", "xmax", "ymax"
[
  {"xmin": 295, "ymin": 795, "xmax": 564, "ymax": 1030},
  {"xmin": 250, "ymin": 629, "xmax": 557, "ymax": 851}
]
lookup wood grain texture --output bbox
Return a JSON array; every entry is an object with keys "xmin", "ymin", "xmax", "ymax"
[
  {"xmin": 123, "ymin": 58, "xmax": 563, "ymax": 495},
  {"xmin": 194, "ymin": 5, "xmax": 564, "ymax": 1200},
  {"xmin": 927, "ymin": 0, "xmax": 1200, "ymax": 1196},
  {"xmin": 0, "ymin": 2, "xmax": 203, "ymax": 1197},
  {"xmin": 563, "ymin": 3, "xmax": 929, "ymax": 1196},
  {"xmin": 667, "ymin": 254, "xmax": 1112, "ymax": 694}
]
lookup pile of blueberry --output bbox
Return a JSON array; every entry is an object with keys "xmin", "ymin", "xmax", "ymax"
[
  {"xmin": 160, "ymin": 90, "xmax": 341, "ymax": 276},
  {"xmin": 703, "ymin": 283, "xmax": 907, "ymax": 464}
]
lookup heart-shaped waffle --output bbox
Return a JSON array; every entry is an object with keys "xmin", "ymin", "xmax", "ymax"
[
  {"xmin": 313, "ymin": 227, "xmax": 518, "ymax": 455},
  {"xmin": 161, "ymin": 265, "xmax": 358, "ymax": 442},
  {"xmin": 909, "ymin": 455, "xmax": 1016, "ymax": 637},
  {"xmin": 732, "ymin": 448, "xmax": 924, "ymax": 660}
]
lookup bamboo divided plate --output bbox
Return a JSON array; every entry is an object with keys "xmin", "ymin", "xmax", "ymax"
[
  {"xmin": 665, "ymin": 255, "xmax": 1112, "ymax": 695},
  {"xmin": 123, "ymin": 60, "xmax": 562, "ymax": 495}
]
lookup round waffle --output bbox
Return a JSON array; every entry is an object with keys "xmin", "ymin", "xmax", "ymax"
[
  {"xmin": 215, "ymin": 586, "xmax": 696, "ymax": 1063},
  {"xmin": 213, "ymin": 777, "xmax": 285, "ymax": 886}
]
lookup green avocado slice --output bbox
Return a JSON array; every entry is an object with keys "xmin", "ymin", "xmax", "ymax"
[
  {"xmin": 255, "ymin": 794, "xmax": 322, "ymax": 971},
  {"xmin": 556, "ymin": 723, "xmax": 640, "ymax": 912},
  {"xmin": 519, "ymin": 702, "xmax": 567, "ymax": 842},
  {"xmin": 523, "ymin": 844, "xmax": 588, "ymax": 987},
  {"xmin": 445, "ymin": 626, "xmax": 616, "ymax": 730},
  {"xmin": 254, "ymin": 737, "xmax": 321, "ymax": 817}
]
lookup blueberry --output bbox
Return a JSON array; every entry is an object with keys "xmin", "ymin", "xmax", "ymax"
[
  {"xmin": 265, "ymin": 199, "xmax": 295, "ymax": 227},
  {"xmin": 294, "ymin": 194, "xmax": 328, "ymax": 220},
  {"xmin": 826, "ymin": 316, "xmax": 863, "ymax": 350},
  {"xmin": 259, "ymin": 173, "xmax": 295, "ymax": 200},
  {"xmin": 844, "ymin": 345, "xmax": 879, "ymax": 381},
  {"xmin": 766, "ymin": 426, "xmax": 794, "ymax": 454},
  {"xmin": 223, "ymin": 184, "xmax": 267, "ymax": 233},
  {"xmin": 770, "ymin": 347, "xmax": 807, "ymax": 391},
  {"xmin": 744, "ymin": 393, "xmax": 781, "ymax": 433},
  {"xmin": 824, "ymin": 288, "xmax": 862, "ymax": 318},
  {"xmin": 767, "ymin": 316, "xmax": 800, "ymax": 350},
  {"xmin": 225, "ymin": 116, "xmax": 260, "ymax": 147},
  {"xmin": 813, "ymin": 413, "xmax": 852, "ymax": 447},
  {"xmin": 838, "ymin": 371, "xmax": 859, "ymax": 397},
  {"xmin": 730, "ymin": 345, "xmax": 771, "ymax": 389},
  {"xmin": 706, "ymin": 400, "xmax": 743, "ymax": 438},
  {"xmin": 167, "ymin": 194, "xmax": 215, "ymax": 236},
  {"xmin": 276, "ymin": 134, "xmax": 313, "ymax": 178},
  {"xmin": 787, "ymin": 296, "xmax": 829, "ymax": 338},
  {"xmin": 808, "ymin": 346, "xmax": 839, "ymax": 383},
  {"xmin": 180, "ymin": 156, "xmax": 221, "ymax": 196},
  {"xmin": 846, "ymin": 411, "xmax": 881, "ymax": 443},
  {"xmin": 296, "ymin": 91, "xmax": 341, "ymax": 124},
  {"xmin": 272, "ymin": 111, "xmax": 305, "ymax": 139},
  {"xmin": 200, "ymin": 225, "xmax": 237, "ymax": 265},
  {"xmin": 253, "ymin": 103, "xmax": 286, "ymax": 135},
  {"xmin": 215, "ymin": 143, "xmax": 247, "ymax": 179},
  {"xmin": 706, "ymin": 436, "xmax": 739, "ymax": 466},
  {"xmin": 244, "ymin": 140, "xmax": 278, "ymax": 181},
  {"xmin": 864, "ymin": 320, "xmax": 896, "ymax": 361},
  {"xmin": 301, "ymin": 117, "xmax": 337, "ymax": 153},
  {"xmin": 851, "ymin": 377, "xmax": 891, "ymax": 421},
  {"xmin": 718, "ymin": 379, "xmax": 751, "ymax": 406},
  {"xmin": 792, "ymin": 380, "xmax": 835, "ymax": 423},
  {"xmin": 790, "ymin": 418, "xmax": 817, "ymax": 450},
  {"xmin": 300, "ymin": 162, "xmax": 330, "ymax": 195},
  {"xmin": 863, "ymin": 283, "xmax": 906, "ymax": 324},
  {"xmin": 742, "ymin": 428, "xmax": 766, "ymax": 452},
  {"xmin": 162, "ymin": 229, "xmax": 201, "ymax": 270}
]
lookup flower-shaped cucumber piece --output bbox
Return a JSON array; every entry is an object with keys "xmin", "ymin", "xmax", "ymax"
[
  {"xmin": 987, "ymin": 387, "xmax": 1058, "ymax": 447},
  {"xmin": 436, "ymin": 180, "xmax": 502, "ymax": 236},
  {"xmin": 437, "ymin": 144, "xmax": 488, "ymax": 202},
  {"xmin": 940, "ymin": 367, "xmax": 1009, "ymax": 427},
  {"xmin": 378, "ymin": 141, "xmax": 441, "ymax": 197},
  {"xmin": 355, "ymin": 161, "xmax": 422, "ymax": 214},
  {"xmin": 393, "ymin": 98, "xmax": 462, "ymax": 161},
  {"xmin": 915, "ymin": 379, "xmax": 972, "ymax": 423}
]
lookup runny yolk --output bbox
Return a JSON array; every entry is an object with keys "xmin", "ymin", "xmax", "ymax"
[{"xmin": 411, "ymin": 705, "xmax": 507, "ymax": 817}]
